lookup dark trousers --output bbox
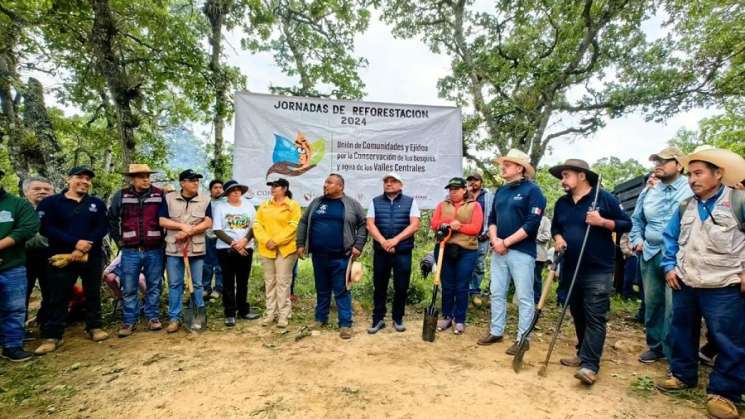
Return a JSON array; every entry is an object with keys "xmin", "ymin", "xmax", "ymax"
[
  {"xmin": 25, "ymin": 248, "xmax": 50, "ymax": 323},
  {"xmin": 217, "ymin": 248, "xmax": 253, "ymax": 318},
  {"xmin": 372, "ymin": 248, "xmax": 412, "ymax": 324},
  {"xmin": 569, "ymin": 272, "xmax": 613, "ymax": 373},
  {"xmin": 670, "ymin": 283, "xmax": 745, "ymax": 403},
  {"xmin": 41, "ymin": 254, "xmax": 104, "ymax": 339},
  {"xmin": 533, "ymin": 261, "xmax": 546, "ymax": 304}
]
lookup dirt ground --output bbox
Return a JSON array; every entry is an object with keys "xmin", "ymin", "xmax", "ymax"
[{"xmin": 1, "ymin": 297, "xmax": 719, "ymax": 419}]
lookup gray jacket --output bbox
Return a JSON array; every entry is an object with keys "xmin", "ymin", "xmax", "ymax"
[{"xmin": 296, "ymin": 194, "xmax": 367, "ymax": 254}]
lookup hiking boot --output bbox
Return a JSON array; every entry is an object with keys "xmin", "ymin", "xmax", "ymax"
[
  {"xmin": 224, "ymin": 317, "xmax": 236, "ymax": 327},
  {"xmin": 656, "ymin": 376, "xmax": 692, "ymax": 392},
  {"xmin": 148, "ymin": 319, "xmax": 162, "ymax": 331},
  {"xmin": 560, "ymin": 356, "xmax": 582, "ymax": 367},
  {"xmin": 393, "ymin": 321, "xmax": 406, "ymax": 332},
  {"xmin": 706, "ymin": 394, "xmax": 739, "ymax": 419},
  {"xmin": 472, "ymin": 295, "xmax": 483, "ymax": 307},
  {"xmin": 477, "ymin": 334, "xmax": 503, "ymax": 346},
  {"xmin": 166, "ymin": 320, "xmax": 181, "ymax": 333},
  {"xmin": 2, "ymin": 347, "xmax": 34, "ymax": 362},
  {"xmin": 453, "ymin": 323, "xmax": 465, "ymax": 335},
  {"xmin": 276, "ymin": 319, "xmax": 288, "ymax": 328},
  {"xmin": 87, "ymin": 328, "xmax": 110, "ymax": 342},
  {"xmin": 506, "ymin": 341, "xmax": 526, "ymax": 356},
  {"xmin": 367, "ymin": 320, "xmax": 385, "ymax": 334},
  {"xmin": 639, "ymin": 349, "xmax": 665, "ymax": 364},
  {"xmin": 117, "ymin": 324, "xmax": 135, "ymax": 338},
  {"xmin": 260, "ymin": 316, "xmax": 274, "ymax": 327},
  {"xmin": 574, "ymin": 368, "xmax": 597, "ymax": 385},
  {"xmin": 339, "ymin": 327, "xmax": 353, "ymax": 340},
  {"xmin": 34, "ymin": 339, "xmax": 63, "ymax": 355},
  {"xmin": 240, "ymin": 312, "xmax": 260, "ymax": 320}
]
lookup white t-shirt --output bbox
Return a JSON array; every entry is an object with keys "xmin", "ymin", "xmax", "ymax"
[
  {"xmin": 366, "ymin": 196, "xmax": 421, "ymax": 219},
  {"xmin": 211, "ymin": 198, "xmax": 256, "ymax": 250}
]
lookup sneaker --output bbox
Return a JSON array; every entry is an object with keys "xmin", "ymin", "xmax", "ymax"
[
  {"xmin": 436, "ymin": 318, "xmax": 452, "ymax": 332},
  {"xmin": 477, "ymin": 334, "xmax": 503, "ymax": 346},
  {"xmin": 276, "ymin": 319, "xmax": 288, "ymax": 328},
  {"xmin": 339, "ymin": 327, "xmax": 353, "ymax": 339},
  {"xmin": 453, "ymin": 323, "xmax": 465, "ymax": 335},
  {"xmin": 560, "ymin": 356, "xmax": 582, "ymax": 367},
  {"xmin": 34, "ymin": 339, "xmax": 63, "ymax": 355},
  {"xmin": 639, "ymin": 349, "xmax": 665, "ymax": 364},
  {"xmin": 506, "ymin": 341, "xmax": 526, "ymax": 356},
  {"xmin": 166, "ymin": 320, "xmax": 181, "ymax": 333},
  {"xmin": 240, "ymin": 312, "xmax": 260, "ymax": 320},
  {"xmin": 148, "ymin": 319, "xmax": 162, "ymax": 331},
  {"xmin": 574, "ymin": 368, "xmax": 597, "ymax": 385},
  {"xmin": 393, "ymin": 321, "xmax": 406, "ymax": 332},
  {"xmin": 260, "ymin": 316, "xmax": 274, "ymax": 327},
  {"xmin": 87, "ymin": 328, "xmax": 109, "ymax": 342},
  {"xmin": 706, "ymin": 394, "xmax": 739, "ymax": 419},
  {"xmin": 656, "ymin": 376, "xmax": 692, "ymax": 392},
  {"xmin": 472, "ymin": 295, "xmax": 483, "ymax": 307},
  {"xmin": 117, "ymin": 324, "xmax": 135, "ymax": 338},
  {"xmin": 367, "ymin": 320, "xmax": 385, "ymax": 334},
  {"xmin": 1, "ymin": 347, "xmax": 34, "ymax": 362},
  {"xmin": 224, "ymin": 317, "xmax": 236, "ymax": 327}
]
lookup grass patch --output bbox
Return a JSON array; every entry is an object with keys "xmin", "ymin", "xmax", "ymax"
[{"xmin": 630, "ymin": 375, "xmax": 655, "ymax": 398}]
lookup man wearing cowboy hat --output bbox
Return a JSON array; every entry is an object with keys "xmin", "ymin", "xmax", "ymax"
[
  {"xmin": 108, "ymin": 164, "xmax": 167, "ymax": 337},
  {"xmin": 366, "ymin": 172, "xmax": 421, "ymax": 334},
  {"xmin": 478, "ymin": 149, "xmax": 546, "ymax": 354},
  {"xmin": 159, "ymin": 169, "xmax": 213, "ymax": 333},
  {"xmin": 629, "ymin": 147, "xmax": 692, "ymax": 364},
  {"xmin": 657, "ymin": 147, "xmax": 745, "ymax": 419},
  {"xmin": 466, "ymin": 172, "xmax": 493, "ymax": 307},
  {"xmin": 549, "ymin": 159, "xmax": 631, "ymax": 385}
]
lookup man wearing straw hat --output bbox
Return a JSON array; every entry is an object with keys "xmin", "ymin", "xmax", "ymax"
[
  {"xmin": 108, "ymin": 164, "xmax": 167, "ymax": 337},
  {"xmin": 656, "ymin": 147, "xmax": 745, "ymax": 419},
  {"xmin": 478, "ymin": 149, "xmax": 546, "ymax": 353}
]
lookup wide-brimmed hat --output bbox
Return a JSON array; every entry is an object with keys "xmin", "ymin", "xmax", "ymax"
[
  {"xmin": 221, "ymin": 179, "xmax": 249, "ymax": 197},
  {"xmin": 345, "ymin": 258, "xmax": 364, "ymax": 290},
  {"xmin": 496, "ymin": 149, "xmax": 535, "ymax": 179},
  {"xmin": 549, "ymin": 159, "xmax": 599, "ymax": 184},
  {"xmin": 121, "ymin": 163, "xmax": 158, "ymax": 176},
  {"xmin": 649, "ymin": 146, "xmax": 684, "ymax": 164},
  {"xmin": 684, "ymin": 147, "xmax": 745, "ymax": 187}
]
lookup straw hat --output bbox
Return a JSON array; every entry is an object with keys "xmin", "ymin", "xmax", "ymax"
[
  {"xmin": 684, "ymin": 147, "xmax": 745, "ymax": 187},
  {"xmin": 345, "ymin": 258, "xmax": 364, "ymax": 290},
  {"xmin": 496, "ymin": 149, "xmax": 535, "ymax": 178},
  {"xmin": 121, "ymin": 164, "xmax": 158, "ymax": 176}
]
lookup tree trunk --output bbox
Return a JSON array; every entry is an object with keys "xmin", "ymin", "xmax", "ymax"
[{"xmin": 205, "ymin": 0, "xmax": 232, "ymax": 180}]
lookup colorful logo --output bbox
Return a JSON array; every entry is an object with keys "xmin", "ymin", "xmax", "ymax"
[{"xmin": 266, "ymin": 132, "xmax": 325, "ymax": 178}]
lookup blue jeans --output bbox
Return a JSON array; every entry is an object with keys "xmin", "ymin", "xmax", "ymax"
[
  {"xmin": 435, "ymin": 244, "xmax": 478, "ymax": 324},
  {"xmin": 640, "ymin": 253, "xmax": 672, "ymax": 358},
  {"xmin": 121, "ymin": 248, "xmax": 164, "ymax": 325},
  {"xmin": 311, "ymin": 253, "xmax": 352, "ymax": 327},
  {"xmin": 202, "ymin": 237, "xmax": 223, "ymax": 294},
  {"xmin": 568, "ymin": 272, "xmax": 613, "ymax": 373},
  {"xmin": 490, "ymin": 250, "xmax": 536, "ymax": 340},
  {"xmin": 469, "ymin": 240, "xmax": 489, "ymax": 296},
  {"xmin": 166, "ymin": 256, "xmax": 205, "ymax": 321},
  {"xmin": 0, "ymin": 266, "xmax": 27, "ymax": 349},
  {"xmin": 670, "ymin": 283, "xmax": 745, "ymax": 403}
]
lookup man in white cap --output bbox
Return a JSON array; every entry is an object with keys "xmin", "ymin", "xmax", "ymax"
[
  {"xmin": 478, "ymin": 149, "xmax": 546, "ymax": 356},
  {"xmin": 366, "ymin": 172, "xmax": 420, "ymax": 334},
  {"xmin": 629, "ymin": 147, "xmax": 692, "ymax": 364},
  {"xmin": 657, "ymin": 147, "xmax": 745, "ymax": 419}
]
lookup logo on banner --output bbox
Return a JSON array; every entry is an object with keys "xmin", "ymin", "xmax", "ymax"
[{"xmin": 266, "ymin": 132, "xmax": 325, "ymax": 178}]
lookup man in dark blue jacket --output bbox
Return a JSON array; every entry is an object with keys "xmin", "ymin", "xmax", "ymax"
[
  {"xmin": 366, "ymin": 173, "xmax": 420, "ymax": 334},
  {"xmin": 550, "ymin": 159, "xmax": 631, "ymax": 385}
]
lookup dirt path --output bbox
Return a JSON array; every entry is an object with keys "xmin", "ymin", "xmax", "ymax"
[{"xmin": 2, "ymin": 309, "xmax": 708, "ymax": 419}]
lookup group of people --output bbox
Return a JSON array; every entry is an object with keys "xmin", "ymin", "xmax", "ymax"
[{"xmin": 0, "ymin": 144, "xmax": 742, "ymax": 418}]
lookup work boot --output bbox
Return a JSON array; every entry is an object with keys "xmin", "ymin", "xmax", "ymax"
[
  {"xmin": 339, "ymin": 327, "xmax": 353, "ymax": 340},
  {"xmin": 276, "ymin": 318, "xmax": 288, "ymax": 329},
  {"xmin": 477, "ymin": 334, "xmax": 503, "ymax": 346},
  {"xmin": 166, "ymin": 321, "xmax": 181, "ymax": 334},
  {"xmin": 560, "ymin": 356, "xmax": 582, "ymax": 367},
  {"xmin": 87, "ymin": 328, "xmax": 109, "ymax": 342},
  {"xmin": 574, "ymin": 368, "xmax": 597, "ymax": 385},
  {"xmin": 260, "ymin": 316, "xmax": 274, "ymax": 327},
  {"xmin": 506, "ymin": 341, "xmax": 526, "ymax": 356},
  {"xmin": 393, "ymin": 321, "xmax": 406, "ymax": 332},
  {"xmin": 656, "ymin": 376, "xmax": 692, "ymax": 392},
  {"xmin": 367, "ymin": 320, "xmax": 385, "ymax": 334},
  {"xmin": 148, "ymin": 319, "xmax": 162, "ymax": 331},
  {"xmin": 1, "ymin": 347, "xmax": 34, "ymax": 362},
  {"xmin": 639, "ymin": 349, "xmax": 665, "ymax": 364},
  {"xmin": 117, "ymin": 324, "xmax": 135, "ymax": 338},
  {"xmin": 706, "ymin": 395, "xmax": 739, "ymax": 419},
  {"xmin": 34, "ymin": 339, "xmax": 63, "ymax": 355}
]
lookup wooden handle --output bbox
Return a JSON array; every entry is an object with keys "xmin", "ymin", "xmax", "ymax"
[
  {"xmin": 433, "ymin": 230, "xmax": 452, "ymax": 287},
  {"xmin": 536, "ymin": 269, "xmax": 556, "ymax": 310},
  {"xmin": 182, "ymin": 239, "xmax": 193, "ymax": 294}
]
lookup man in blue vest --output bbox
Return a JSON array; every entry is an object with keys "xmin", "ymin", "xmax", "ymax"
[
  {"xmin": 366, "ymin": 173, "xmax": 421, "ymax": 333},
  {"xmin": 108, "ymin": 164, "xmax": 167, "ymax": 337}
]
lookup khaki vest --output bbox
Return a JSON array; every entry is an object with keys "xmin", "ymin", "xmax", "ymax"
[
  {"xmin": 440, "ymin": 199, "xmax": 478, "ymax": 250},
  {"xmin": 165, "ymin": 192, "xmax": 211, "ymax": 256},
  {"xmin": 675, "ymin": 186, "xmax": 745, "ymax": 288}
]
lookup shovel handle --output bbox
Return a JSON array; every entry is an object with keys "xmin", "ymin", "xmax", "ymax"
[
  {"xmin": 433, "ymin": 229, "xmax": 452, "ymax": 287},
  {"xmin": 182, "ymin": 239, "xmax": 193, "ymax": 294},
  {"xmin": 536, "ymin": 268, "xmax": 556, "ymax": 310}
]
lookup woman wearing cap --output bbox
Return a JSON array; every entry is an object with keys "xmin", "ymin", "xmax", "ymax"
[
  {"xmin": 212, "ymin": 180, "xmax": 257, "ymax": 326},
  {"xmin": 252, "ymin": 178, "xmax": 301, "ymax": 328},
  {"xmin": 429, "ymin": 177, "xmax": 484, "ymax": 334}
]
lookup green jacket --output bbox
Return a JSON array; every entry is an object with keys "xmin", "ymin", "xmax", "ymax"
[{"xmin": 0, "ymin": 189, "xmax": 40, "ymax": 271}]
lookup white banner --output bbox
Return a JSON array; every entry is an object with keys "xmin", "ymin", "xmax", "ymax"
[{"xmin": 233, "ymin": 92, "xmax": 462, "ymax": 209}]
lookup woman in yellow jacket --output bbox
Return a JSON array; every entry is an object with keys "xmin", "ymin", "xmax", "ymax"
[{"xmin": 253, "ymin": 178, "xmax": 302, "ymax": 327}]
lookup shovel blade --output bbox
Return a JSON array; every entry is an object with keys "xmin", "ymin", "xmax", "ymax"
[
  {"xmin": 183, "ymin": 295, "xmax": 200, "ymax": 332},
  {"xmin": 422, "ymin": 308, "xmax": 438, "ymax": 342},
  {"xmin": 512, "ymin": 336, "xmax": 529, "ymax": 372}
]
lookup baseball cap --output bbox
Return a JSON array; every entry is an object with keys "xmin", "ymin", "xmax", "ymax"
[
  {"xmin": 68, "ymin": 166, "xmax": 95, "ymax": 178},
  {"xmin": 382, "ymin": 172, "xmax": 403, "ymax": 182},
  {"xmin": 466, "ymin": 173, "xmax": 483, "ymax": 181},
  {"xmin": 179, "ymin": 169, "xmax": 203, "ymax": 181},
  {"xmin": 649, "ymin": 146, "xmax": 684, "ymax": 163},
  {"xmin": 266, "ymin": 178, "xmax": 290, "ymax": 188},
  {"xmin": 444, "ymin": 177, "xmax": 467, "ymax": 189}
]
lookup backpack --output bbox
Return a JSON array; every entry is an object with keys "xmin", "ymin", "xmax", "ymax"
[{"xmin": 679, "ymin": 188, "xmax": 745, "ymax": 232}]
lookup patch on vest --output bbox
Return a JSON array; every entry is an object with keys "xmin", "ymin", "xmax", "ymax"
[{"xmin": 0, "ymin": 210, "xmax": 14, "ymax": 223}]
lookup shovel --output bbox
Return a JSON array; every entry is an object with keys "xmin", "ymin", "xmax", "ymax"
[
  {"xmin": 512, "ymin": 251, "xmax": 564, "ymax": 372},
  {"xmin": 182, "ymin": 241, "xmax": 206, "ymax": 333},
  {"xmin": 422, "ymin": 227, "xmax": 452, "ymax": 342}
]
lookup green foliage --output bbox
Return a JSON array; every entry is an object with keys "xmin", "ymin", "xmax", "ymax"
[
  {"xmin": 591, "ymin": 156, "xmax": 648, "ymax": 190},
  {"xmin": 630, "ymin": 375, "xmax": 655, "ymax": 397},
  {"xmin": 668, "ymin": 99, "xmax": 745, "ymax": 156}
]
